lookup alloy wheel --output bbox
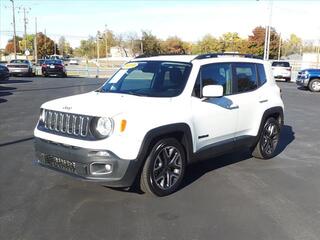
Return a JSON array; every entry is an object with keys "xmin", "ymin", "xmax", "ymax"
[{"xmin": 152, "ymin": 146, "xmax": 182, "ymax": 190}]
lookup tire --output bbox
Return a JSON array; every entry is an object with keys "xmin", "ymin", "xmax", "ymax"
[
  {"xmin": 285, "ymin": 77, "xmax": 291, "ymax": 82},
  {"xmin": 308, "ymin": 79, "xmax": 320, "ymax": 92},
  {"xmin": 252, "ymin": 117, "xmax": 281, "ymax": 159},
  {"xmin": 140, "ymin": 138, "xmax": 186, "ymax": 196}
]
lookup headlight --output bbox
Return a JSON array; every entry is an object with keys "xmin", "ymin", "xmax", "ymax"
[
  {"xmin": 93, "ymin": 117, "xmax": 113, "ymax": 138},
  {"xmin": 301, "ymin": 71, "xmax": 309, "ymax": 79},
  {"xmin": 39, "ymin": 108, "xmax": 46, "ymax": 122}
]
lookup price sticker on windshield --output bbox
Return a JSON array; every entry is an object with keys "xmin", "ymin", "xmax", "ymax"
[{"xmin": 122, "ymin": 62, "xmax": 139, "ymax": 69}]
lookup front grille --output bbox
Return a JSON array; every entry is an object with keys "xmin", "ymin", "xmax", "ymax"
[
  {"xmin": 42, "ymin": 154, "xmax": 76, "ymax": 174},
  {"xmin": 42, "ymin": 110, "xmax": 91, "ymax": 138}
]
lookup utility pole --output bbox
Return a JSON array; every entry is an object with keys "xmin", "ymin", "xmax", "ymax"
[
  {"xmin": 44, "ymin": 29, "xmax": 47, "ymax": 57},
  {"xmin": 278, "ymin": 34, "xmax": 281, "ymax": 60},
  {"xmin": 10, "ymin": 0, "xmax": 17, "ymax": 59},
  {"xmin": 96, "ymin": 31, "xmax": 101, "ymax": 78},
  {"xmin": 105, "ymin": 24, "xmax": 108, "ymax": 66},
  {"xmin": 20, "ymin": 7, "xmax": 30, "ymax": 52},
  {"xmin": 266, "ymin": 0, "xmax": 273, "ymax": 60},
  {"xmin": 141, "ymin": 40, "xmax": 143, "ymax": 54},
  {"xmin": 97, "ymin": 31, "xmax": 100, "ymax": 63},
  {"xmin": 34, "ymin": 17, "xmax": 38, "ymax": 62}
]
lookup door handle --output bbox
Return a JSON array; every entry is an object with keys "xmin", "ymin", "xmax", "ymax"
[
  {"xmin": 228, "ymin": 104, "xmax": 239, "ymax": 110},
  {"xmin": 259, "ymin": 99, "xmax": 268, "ymax": 103}
]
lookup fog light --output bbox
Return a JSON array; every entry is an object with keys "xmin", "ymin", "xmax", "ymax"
[
  {"xmin": 90, "ymin": 162, "xmax": 113, "ymax": 175},
  {"xmin": 105, "ymin": 164, "xmax": 112, "ymax": 172}
]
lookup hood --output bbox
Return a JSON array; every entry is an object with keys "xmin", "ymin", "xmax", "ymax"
[
  {"xmin": 301, "ymin": 68, "xmax": 320, "ymax": 72},
  {"xmin": 41, "ymin": 91, "xmax": 172, "ymax": 117}
]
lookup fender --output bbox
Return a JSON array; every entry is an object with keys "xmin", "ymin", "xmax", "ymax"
[
  {"xmin": 136, "ymin": 123, "xmax": 194, "ymax": 165},
  {"xmin": 252, "ymin": 106, "xmax": 284, "ymax": 147}
]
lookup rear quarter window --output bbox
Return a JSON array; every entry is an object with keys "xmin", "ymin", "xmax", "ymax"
[{"xmin": 257, "ymin": 64, "xmax": 267, "ymax": 85}]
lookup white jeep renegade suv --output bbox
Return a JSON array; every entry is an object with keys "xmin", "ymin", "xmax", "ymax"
[{"xmin": 34, "ymin": 53, "xmax": 284, "ymax": 196}]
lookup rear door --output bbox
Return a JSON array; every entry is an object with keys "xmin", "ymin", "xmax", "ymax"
[{"xmin": 231, "ymin": 62, "xmax": 261, "ymax": 144}]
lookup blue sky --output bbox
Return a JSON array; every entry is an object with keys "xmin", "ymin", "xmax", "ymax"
[{"xmin": 1, "ymin": 0, "xmax": 320, "ymax": 48}]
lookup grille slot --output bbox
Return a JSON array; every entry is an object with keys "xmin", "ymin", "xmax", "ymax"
[{"xmin": 42, "ymin": 110, "xmax": 91, "ymax": 138}]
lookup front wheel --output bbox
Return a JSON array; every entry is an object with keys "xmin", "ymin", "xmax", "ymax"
[
  {"xmin": 309, "ymin": 79, "xmax": 320, "ymax": 92},
  {"xmin": 140, "ymin": 138, "xmax": 186, "ymax": 196},
  {"xmin": 252, "ymin": 117, "xmax": 281, "ymax": 159}
]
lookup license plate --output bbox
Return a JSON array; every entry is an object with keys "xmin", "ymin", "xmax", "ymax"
[
  {"xmin": 14, "ymin": 69, "xmax": 21, "ymax": 72},
  {"xmin": 50, "ymin": 65, "xmax": 55, "ymax": 69}
]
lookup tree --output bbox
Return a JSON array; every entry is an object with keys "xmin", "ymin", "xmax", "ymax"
[
  {"xmin": 192, "ymin": 34, "xmax": 220, "ymax": 54},
  {"xmin": 58, "ymin": 36, "xmax": 73, "ymax": 56},
  {"xmin": 247, "ymin": 26, "xmax": 280, "ymax": 59},
  {"xmin": 4, "ymin": 36, "xmax": 23, "ymax": 55},
  {"xmin": 36, "ymin": 32, "xmax": 55, "ymax": 58},
  {"xmin": 282, "ymin": 34, "xmax": 303, "ymax": 56},
  {"xmin": 141, "ymin": 31, "xmax": 162, "ymax": 56},
  {"xmin": 74, "ymin": 37, "xmax": 96, "ymax": 59},
  {"xmin": 161, "ymin": 36, "xmax": 187, "ymax": 54},
  {"xmin": 20, "ymin": 34, "xmax": 35, "ymax": 53},
  {"xmin": 219, "ymin": 32, "xmax": 248, "ymax": 53}
]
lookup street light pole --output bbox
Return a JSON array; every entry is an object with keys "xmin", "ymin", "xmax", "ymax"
[
  {"xmin": 266, "ymin": 0, "xmax": 273, "ymax": 60},
  {"xmin": 105, "ymin": 24, "xmax": 108, "ymax": 66},
  {"xmin": 34, "ymin": 17, "xmax": 38, "ymax": 62},
  {"xmin": 10, "ymin": 0, "xmax": 17, "ymax": 59}
]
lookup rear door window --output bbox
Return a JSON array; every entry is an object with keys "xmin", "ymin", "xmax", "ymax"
[{"xmin": 233, "ymin": 63, "xmax": 258, "ymax": 93}]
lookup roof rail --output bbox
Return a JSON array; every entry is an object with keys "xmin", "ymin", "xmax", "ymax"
[
  {"xmin": 193, "ymin": 53, "xmax": 262, "ymax": 60},
  {"xmin": 135, "ymin": 53, "xmax": 187, "ymax": 59}
]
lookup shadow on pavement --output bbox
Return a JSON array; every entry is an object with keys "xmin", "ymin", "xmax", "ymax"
[
  {"xmin": 0, "ymin": 79, "xmax": 33, "ymax": 84},
  {"xmin": 0, "ymin": 137, "xmax": 34, "ymax": 147},
  {"xmin": 0, "ymin": 86, "xmax": 17, "ymax": 91},
  {"xmin": 0, "ymin": 92, "xmax": 13, "ymax": 97},
  {"xmin": 108, "ymin": 125, "xmax": 295, "ymax": 195},
  {"xmin": 0, "ymin": 98, "xmax": 7, "ymax": 103},
  {"xmin": 181, "ymin": 124, "xmax": 295, "ymax": 191},
  {"xmin": 276, "ymin": 125, "xmax": 295, "ymax": 155}
]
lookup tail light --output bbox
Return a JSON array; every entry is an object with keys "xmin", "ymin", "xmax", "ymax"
[{"xmin": 42, "ymin": 64, "xmax": 47, "ymax": 68}]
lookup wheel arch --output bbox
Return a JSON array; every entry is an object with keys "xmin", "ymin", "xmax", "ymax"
[
  {"xmin": 136, "ymin": 123, "xmax": 194, "ymax": 166},
  {"xmin": 252, "ymin": 106, "xmax": 284, "ymax": 147}
]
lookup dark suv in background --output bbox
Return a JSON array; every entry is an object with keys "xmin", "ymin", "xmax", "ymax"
[{"xmin": 42, "ymin": 60, "xmax": 67, "ymax": 77}]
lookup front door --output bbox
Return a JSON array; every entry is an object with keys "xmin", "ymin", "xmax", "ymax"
[{"xmin": 191, "ymin": 62, "xmax": 238, "ymax": 152}]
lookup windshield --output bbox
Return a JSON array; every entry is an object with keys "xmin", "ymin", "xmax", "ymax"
[{"xmin": 99, "ymin": 61, "xmax": 192, "ymax": 97}]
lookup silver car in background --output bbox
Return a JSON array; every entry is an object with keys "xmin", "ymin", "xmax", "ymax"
[{"xmin": 6, "ymin": 59, "xmax": 35, "ymax": 77}]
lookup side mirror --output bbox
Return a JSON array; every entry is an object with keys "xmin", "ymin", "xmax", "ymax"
[{"xmin": 202, "ymin": 85, "xmax": 223, "ymax": 98}]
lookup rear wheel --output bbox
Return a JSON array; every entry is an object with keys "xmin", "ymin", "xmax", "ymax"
[
  {"xmin": 309, "ymin": 79, "xmax": 320, "ymax": 92},
  {"xmin": 285, "ymin": 77, "xmax": 291, "ymax": 82},
  {"xmin": 140, "ymin": 138, "xmax": 186, "ymax": 196},
  {"xmin": 252, "ymin": 117, "xmax": 281, "ymax": 159}
]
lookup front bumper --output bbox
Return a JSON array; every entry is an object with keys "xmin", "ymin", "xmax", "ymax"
[
  {"xmin": 34, "ymin": 137, "xmax": 141, "ymax": 187},
  {"xmin": 296, "ymin": 78, "xmax": 309, "ymax": 87}
]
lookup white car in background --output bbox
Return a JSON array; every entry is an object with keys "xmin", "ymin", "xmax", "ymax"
[
  {"xmin": 69, "ymin": 59, "xmax": 79, "ymax": 65},
  {"xmin": 272, "ymin": 61, "xmax": 292, "ymax": 82}
]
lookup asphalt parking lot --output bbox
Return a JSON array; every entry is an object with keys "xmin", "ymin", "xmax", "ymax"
[{"xmin": 0, "ymin": 77, "xmax": 320, "ymax": 240}]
